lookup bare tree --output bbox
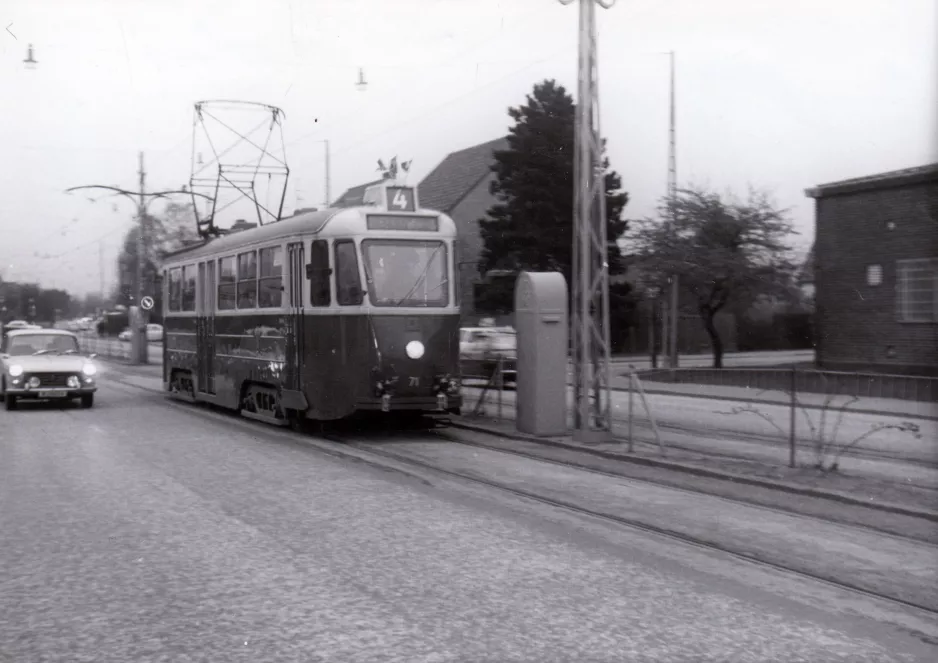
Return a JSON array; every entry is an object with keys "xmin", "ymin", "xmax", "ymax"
[{"xmin": 628, "ymin": 185, "xmax": 798, "ymax": 367}]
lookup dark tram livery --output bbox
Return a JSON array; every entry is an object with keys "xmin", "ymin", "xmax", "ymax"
[{"xmin": 159, "ymin": 181, "xmax": 462, "ymax": 426}]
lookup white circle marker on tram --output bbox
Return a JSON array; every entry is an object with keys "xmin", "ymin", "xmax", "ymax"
[{"xmin": 405, "ymin": 340, "xmax": 425, "ymax": 359}]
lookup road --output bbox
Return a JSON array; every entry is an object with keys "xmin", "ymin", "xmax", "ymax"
[{"xmin": 2, "ymin": 381, "xmax": 935, "ymax": 662}]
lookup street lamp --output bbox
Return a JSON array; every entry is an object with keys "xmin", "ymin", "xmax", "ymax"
[{"xmin": 66, "ymin": 165, "xmax": 213, "ymax": 364}]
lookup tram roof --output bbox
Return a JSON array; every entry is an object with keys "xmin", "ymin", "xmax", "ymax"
[{"xmin": 161, "ymin": 206, "xmax": 453, "ymax": 265}]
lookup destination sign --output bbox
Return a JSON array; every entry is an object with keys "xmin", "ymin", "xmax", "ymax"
[{"xmin": 366, "ymin": 214, "xmax": 438, "ymax": 232}]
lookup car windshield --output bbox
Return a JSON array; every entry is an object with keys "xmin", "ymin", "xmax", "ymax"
[
  {"xmin": 361, "ymin": 239, "xmax": 449, "ymax": 307},
  {"xmin": 6, "ymin": 334, "xmax": 80, "ymax": 356}
]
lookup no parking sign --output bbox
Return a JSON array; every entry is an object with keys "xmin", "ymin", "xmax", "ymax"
[{"xmin": 140, "ymin": 296, "xmax": 155, "ymax": 311}]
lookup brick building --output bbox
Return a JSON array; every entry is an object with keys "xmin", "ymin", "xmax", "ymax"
[{"xmin": 805, "ymin": 163, "xmax": 938, "ymax": 375}]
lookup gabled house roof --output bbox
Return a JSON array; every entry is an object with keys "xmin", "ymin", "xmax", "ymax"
[
  {"xmin": 332, "ymin": 178, "xmax": 387, "ymax": 208},
  {"xmin": 418, "ymin": 136, "xmax": 509, "ymax": 213},
  {"xmin": 805, "ymin": 162, "xmax": 938, "ymax": 199}
]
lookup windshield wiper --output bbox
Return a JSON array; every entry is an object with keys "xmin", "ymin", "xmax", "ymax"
[
  {"xmin": 32, "ymin": 349, "xmax": 57, "ymax": 356},
  {"xmin": 394, "ymin": 245, "xmax": 445, "ymax": 307}
]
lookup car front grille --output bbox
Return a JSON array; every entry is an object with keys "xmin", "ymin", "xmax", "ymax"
[{"xmin": 27, "ymin": 372, "xmax": 75, "ymax": 388}]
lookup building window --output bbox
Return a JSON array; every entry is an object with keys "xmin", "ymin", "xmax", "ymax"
[
  {"xmin": 309, "ymin": 240, "xmax": 331, "ymax": 307},
  {"xmin": 897, "ymin": 258, "xmax": 937, "ymax": 322},
  {"xmin": 218, "ymin": 257, "xmax": 237, "ymax": 310},
  {"xmin": 866, "ymin": 264, "xmax": 883, "ymax": 287},
  {"xmin": 258, "ymin": 246, "xmax": 283, "ymax": 308},
  {"xmin": 237, "ymin": 251, "xmax": 258, "ymax": 309},
  {"xmin": 334, "ymin": 240, "xmax": 363, "ymax": 305},
  {"xmin": 168, "ymin": 268, "xmax": 182, "ymax": 312},
  {"xmin": 181, "ymin": 265, "xmax": 197, "ymax": 311}
]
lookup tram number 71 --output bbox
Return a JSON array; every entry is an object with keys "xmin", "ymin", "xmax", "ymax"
[{"xmin": 408, "ymin": 376, "xmax": 420, "ymax": 387}]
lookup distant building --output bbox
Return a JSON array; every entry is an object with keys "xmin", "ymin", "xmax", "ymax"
[
  {"xmin": 806, "ymin": 163, "xmax": 938, "ymax": 375},
  {"xmin": 418, "ymin": 137, "xmax": 509, "ymax": 322},
  {"xmin": 332, "ymin": 178, "xmax": 388, "ymax": 208},
  {"xmin": 228, "ymin": 219, "xmax": 257, "ymax": 233}
]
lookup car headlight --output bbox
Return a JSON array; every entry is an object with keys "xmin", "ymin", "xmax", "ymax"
[
  {"xmin": 81, "ymin": 363, "xmax": 97, "ymax": 376},
  {"xmin": 405, "ymin": 340, "xmax": 425, "ymax": 359},
  {"xmin": 8, "ymin": 365, "xmax": 23, "ymax": 377}
]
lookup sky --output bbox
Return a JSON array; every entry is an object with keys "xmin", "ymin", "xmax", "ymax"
[{"xmin": 1, "ymin": 0, "xmax": 935, "ymax": 298}]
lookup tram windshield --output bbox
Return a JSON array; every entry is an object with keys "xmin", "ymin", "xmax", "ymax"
[{"xmin": 362, "ymin": 239, "xmax": 449, "ymax": 307}]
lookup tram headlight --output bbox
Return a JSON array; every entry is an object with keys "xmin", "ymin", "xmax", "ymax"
[{"xmin": 405, "ymin": 340, "xmax": 425, "ymax": 360}]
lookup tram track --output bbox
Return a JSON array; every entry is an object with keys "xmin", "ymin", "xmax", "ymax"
[
  {"xmin": 332, "ymin": 429, "xmax": 938, "ymax": 622},
  {"xmin": 104, "ymin": 375, "xmax": 938, "ymax": 626},
  {"xmin": 431, "ymin": 428, "xmax": 938, "ymax": 545}
]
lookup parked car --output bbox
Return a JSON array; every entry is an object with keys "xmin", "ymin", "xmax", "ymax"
[
  {"xmin": 96, "ymin": 311, "xmax": 129, "ymax": 337},
  {"xmin": 459, "ymin": 326, "xmax": 517, "ymax": 385},
  {"xmin": 0, "ymin": 328, "xmax": 98, "ymax": 410},
  {"xmin": 117, "ymin": 323, "xmax": 163, "ymax": 343}
]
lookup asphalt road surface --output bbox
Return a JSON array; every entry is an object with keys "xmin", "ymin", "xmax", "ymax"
[{"xmin": 2, "ymin": 382, "xmax": 935, "ymax": 662}]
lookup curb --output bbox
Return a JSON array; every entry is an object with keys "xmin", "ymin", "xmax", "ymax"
[{"xmin": 450, "ymin": 419, "xmax": 938, "ymax": 523}]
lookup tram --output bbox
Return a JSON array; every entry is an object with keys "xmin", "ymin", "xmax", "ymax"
[{"xmin": 159, "ymin": 180, "xmax": 462, "ymax": 426}]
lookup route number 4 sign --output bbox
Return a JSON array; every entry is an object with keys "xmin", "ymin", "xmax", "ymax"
[{"xmin": 385, "ymin": 187, "xmax": 416, "ymax": 212}]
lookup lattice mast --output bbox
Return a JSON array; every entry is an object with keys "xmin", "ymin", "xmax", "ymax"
[
  {"xmin": 562, "ymin": 0, "xmax": 614, "ymax": 441},
  {"xmin": 667, "ymin": 50, "xmax": 679, "ymax": 368}
]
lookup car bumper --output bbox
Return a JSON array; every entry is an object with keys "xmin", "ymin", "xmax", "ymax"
[{"xmin": 6, "ymin": 386, "xmax": 97, "ymax": 399}]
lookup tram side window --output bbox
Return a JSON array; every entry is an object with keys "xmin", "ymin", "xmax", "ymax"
[
  {"xmin": 181, "ymin": 265, "xmax": 196, "ymax": 312},
  {"xmin": 168, "ymin": 267, "xmax": 183, "ymax": 312},
  {"xmin": 308, "ymin": 240, "xmax": 331, "ymax": 307},
  {"xmin": 218, "ymin": 257, "xmax": 237, "ymax": 310},
  {"xmin": 237, "ymin": 251, "xmax": 258, "ymax": 308},
  {"xmin": 335, "ymin": 240, "xmax": 363, "ymax": 306},
  {"xmin": 258, "ymin": 246, "xmax": 283, "ymax": 308}
]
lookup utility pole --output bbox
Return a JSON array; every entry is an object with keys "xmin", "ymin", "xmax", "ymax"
[
  {"xmin": 137, "ymin": 151, "xmax": 146, "ymax": 349},
  {"xmin": 67, "ymin": 154, "xmax": 213, "ymax": 365},
  {"xmin": 560, "ymin": 0, "xmax": 614, "ymax": 442},
  {"xmin": 99, "ymin": 240, "xmax": 105, "ymax": 300},
  {"xmin": 667, "ymin": 50, "xmax": 680, "ymax": 369}
]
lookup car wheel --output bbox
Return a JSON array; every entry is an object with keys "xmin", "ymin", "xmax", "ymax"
[
  {"xmin": 80, "ymin": 394, "xmax": 94, "ymax": 409},
  {"xmin": 5, "ymin": 394, "xmax": 16, "ymax": 411},
  {"xmin": 0, "ymin": 377, "xmax": 5, "ymax": 403}
]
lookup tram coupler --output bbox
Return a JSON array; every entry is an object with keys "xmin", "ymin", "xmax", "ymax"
[
  {"xmin": 381, "ymin": 394, "xmax": 391, "ymax": 412},
  {"xmin": 437, "ymin": 393, "xmax": 448, "ymax": 410}
]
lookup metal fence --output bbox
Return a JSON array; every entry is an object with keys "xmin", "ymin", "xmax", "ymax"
[
  {"xmin": 639, "ymin": 367, "xmax": 938, "ymax": 404},
  {"xmin": 77, "ymin": 335, "xmax": 131, "ymax": 361}
]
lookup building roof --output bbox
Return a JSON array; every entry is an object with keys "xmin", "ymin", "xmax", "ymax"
[
  {"xmin": 418, "ymin": 136, "xmax": 509, "ymax": 213},
  {"xmin": 332, "ymin": 178, "xmax": 387, "ymax": 208},
  {"xmin": 805, "ymin": 162, "xmax": 938, "ymax": 199}
]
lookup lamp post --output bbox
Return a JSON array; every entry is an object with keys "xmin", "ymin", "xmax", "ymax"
[{"xmin": 67, "ymin": 154, "xmax": 213, "ymax": 364}]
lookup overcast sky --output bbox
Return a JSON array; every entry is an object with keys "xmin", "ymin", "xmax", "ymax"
[{"xmin": 1, "ymin": 0, "xmax": 935, "ymax": 298}]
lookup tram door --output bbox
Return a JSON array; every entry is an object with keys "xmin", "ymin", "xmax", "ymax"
[
  {"xmin": 285, "ymin": 242, "xmax": 305, "ymax": 392},
  {"xmin": 197, "ymin": 260, "xmax": 216, "ymax": 394}
]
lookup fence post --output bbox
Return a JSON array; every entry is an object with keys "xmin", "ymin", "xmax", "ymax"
[
  {"xmin": 496, "ymin": 356, "xmax": 503, "ymax": 422},
  {"xmin": 628, "ymin": 367, "xmax": 635, "ymax": 453},
  {"xmin": 789, "ymin": 366, "xmax": 797, "ymax": 468}
]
